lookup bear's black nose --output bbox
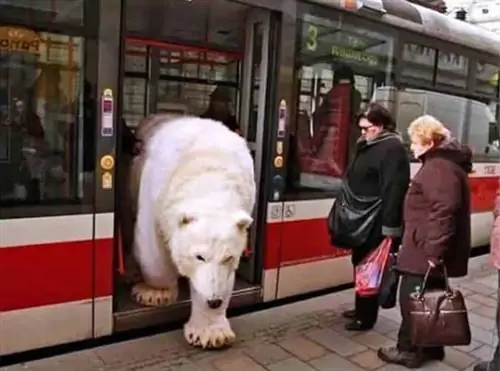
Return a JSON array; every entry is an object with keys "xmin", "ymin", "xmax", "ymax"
[{"xmin": 207, "ymin": 299, "xmax": 223, "ymax": 309}]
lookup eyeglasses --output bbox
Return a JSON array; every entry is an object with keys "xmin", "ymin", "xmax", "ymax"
[{"xmin": 359, "ymin": 124, "xmax": 373, "ymax": 132}]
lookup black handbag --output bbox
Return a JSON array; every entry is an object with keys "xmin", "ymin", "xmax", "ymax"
[
  {"xmin": 328, "ymin": 180, "xmax": 382, "ymax": 249},
  {"xmin": 379, "ymin": 252, "xmax": 400, "ymax": 309}
]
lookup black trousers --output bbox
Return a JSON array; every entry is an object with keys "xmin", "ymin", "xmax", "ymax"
[
  {"xmin": 397, "ymin": 273, "xmax": 446, "ymax": 352},
  {"xmin": 355, "ymin": 293, "xmax": 379, "ymax": 324}
]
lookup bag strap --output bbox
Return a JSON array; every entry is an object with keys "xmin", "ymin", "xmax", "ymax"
[{"xmin": 417, "ymin": 264, "xmax": 453, "ymax": 300}]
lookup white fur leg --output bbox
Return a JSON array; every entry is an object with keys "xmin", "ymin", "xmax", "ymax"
[
  {"xmin": 131, "ymin": 213, "xmax": 179, "ymax": 307},
  {"xmin": 184, "ymin": 275, "xmax": 235, "ymax": 349},
  {"xmin": 131, "ymin": 281, "xmax": 178, "ymax": 307},
  {"xmin": 131, "ymin": 251, "xmax": 179, "ymax": 307}
]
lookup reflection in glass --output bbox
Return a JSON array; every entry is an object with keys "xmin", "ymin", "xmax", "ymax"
[
  {"xmin": 373, "ymin": 87, "xmax": 499, "ymax": 161},
  {"xmin": 0, "ymin": 28, "xmax": 86, "ymax": 204},
  {"xmin": 286, "ymin": 13, "xmax": 394, "ymax": 195},
  {"xmin": 476, "ymin": 63, "xmax": 499, "ymax": 97},
  {"xmin": 402, "ymin": 43, "xmax": 436, "ymax": 85},
  {"xmin": 123, "ymin": 78, "xmax": 146, "ymax": 127},
  {"xmin": 0, "ymin": 0, "xmax": 83, "ymax": 26},
  {"xmin": 123, "ymin": 40, "xmax": 241, "ymax": 125}
]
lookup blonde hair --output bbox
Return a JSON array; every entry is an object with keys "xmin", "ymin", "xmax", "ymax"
[{"xmin": 407, "ymin": 115, "xmax": 451, "ymax": 145}]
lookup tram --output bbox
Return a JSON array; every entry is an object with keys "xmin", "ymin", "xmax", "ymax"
[{"xmin": 1, "ymin": 0, "xmax": 500, "ymax": 356}]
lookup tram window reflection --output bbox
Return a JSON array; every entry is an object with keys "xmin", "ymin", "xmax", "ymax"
[
  {"xmin": 285, "ymin": 12, "xmax": 395, "ymax": 197},
  {"xmin": 0, "ymin": 0, "xmax": 83, "ymax": 26},
  {"xmin": 0, "ymin": 29, "xmax": 89, "ymax": 205},
  {"xmin": 372, "ymin": 87, "xmax": 500, "ymax": 162},
  {"xmin": 123, "ymin": 40, "xmax": 241, "ymax": 128}
]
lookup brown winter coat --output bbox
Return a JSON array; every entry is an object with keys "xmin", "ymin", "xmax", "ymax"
[{"xmin": 397, "ymin": 140, "xmax": 472, "ymax": 278}]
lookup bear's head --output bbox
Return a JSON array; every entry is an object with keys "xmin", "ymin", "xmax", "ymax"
[{"xmin": 167, "ymin": 208, "xmax": 253, "ymax": 309}]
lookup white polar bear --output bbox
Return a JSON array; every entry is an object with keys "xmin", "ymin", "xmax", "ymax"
[{"xmin": 130, "ymin": 114, "xmax": 256, "ymax": 349}]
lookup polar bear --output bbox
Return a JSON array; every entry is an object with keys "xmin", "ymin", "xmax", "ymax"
[{"xmin": 128, "ymin": 114, "xmax": 256, "ymax": 349}]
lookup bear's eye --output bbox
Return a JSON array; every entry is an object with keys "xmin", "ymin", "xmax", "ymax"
[
  {"xmin": 196, "ymin": 255, "xmax": 205, "ymax": 262},
  {"xmin": 222, "ymin": 256, "xmax": 234, "ymax": 264}
]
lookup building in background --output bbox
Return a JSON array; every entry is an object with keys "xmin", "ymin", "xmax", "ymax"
[
  {"xmin": 408, "ymin": 0, "xmax": 448, "ymax": 12},
  {"xmin": 467, "ymin": 1, "xmax": 500, "ymax": 32}
]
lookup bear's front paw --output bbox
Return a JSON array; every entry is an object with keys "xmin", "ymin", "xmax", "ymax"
[
  {"xmin": 131, "ymin": 282, "xmax": 178, "ymax": 307},
  {"xmin": 184, "ymin": 317, "xmax": 236, "ymax": 349}
]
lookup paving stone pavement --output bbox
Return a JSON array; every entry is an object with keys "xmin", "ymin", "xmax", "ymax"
[{"xmin": 2, "ymin": 255, "xmax": 498, "ymax": 371}]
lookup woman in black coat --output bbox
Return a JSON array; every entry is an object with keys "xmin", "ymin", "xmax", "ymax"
[{"xmin": 341, "ymin": 103, "xmax": 410, "ymax": 331}]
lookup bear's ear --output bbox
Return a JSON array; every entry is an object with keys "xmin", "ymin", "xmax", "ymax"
[
  {"xmin": 178, "ymin": 213, "xmax": 196, "ymax": 228},
  {"xmin": 234, "ymin": 211, "xmax": 253, "ymax": 231}
]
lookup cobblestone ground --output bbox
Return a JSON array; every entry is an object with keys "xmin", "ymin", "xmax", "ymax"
[{"xmin": 2, "ymin": 255, "xmax": 498, "ymax": 371}]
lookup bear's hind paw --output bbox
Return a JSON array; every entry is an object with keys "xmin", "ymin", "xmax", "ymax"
[
  {"xmin": 131, "ymin": 282, "xmax": 177, "ymax": 307},
  {"xmin": 184, "ymin": 321, "xmax": 236, "ymax": 349}
]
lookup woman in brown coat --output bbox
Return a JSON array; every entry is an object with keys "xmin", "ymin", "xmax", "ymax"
[{"xmin": 378, "ymin": 115, "xmax": 472, "ymax": 368}]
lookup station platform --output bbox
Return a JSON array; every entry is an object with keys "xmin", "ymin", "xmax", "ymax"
[{"xmin": 2, "ymin": 254, "xmax": 498, "ymax": 371}]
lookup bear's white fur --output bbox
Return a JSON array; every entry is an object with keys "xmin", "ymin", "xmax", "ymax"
[{"xmin": 133, "ymin": 115, "xmax": 255, "ymax": 349}]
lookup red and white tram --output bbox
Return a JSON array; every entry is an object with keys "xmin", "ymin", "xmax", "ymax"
[{"xmin": 1, "ymin": 0, "xmax": 499, "ymax": 357}]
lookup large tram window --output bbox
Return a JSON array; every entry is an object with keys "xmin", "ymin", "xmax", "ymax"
[
  {"xmin": 157, "ymin": 46, "xmax": 240, "ymax": 117},
  {"xmin": 373, "ymin": 87, "xmax": 499, "ymax": 162},
  {"xmin": 401, "ymin": 44, "xmax": 435, "ymax": 86},
  {"xmin": 473, "ymin": 62, "xmax": 500, "ymax": 160},
  {"xmin": 435, "ymin": 51, "xmax": 468, "ymax": 90},
  {"xmin": 0, "ymin": 29, "xmax": 90, "ymax": 206},
  {"xmin": 392, "ymin": 45, "xmax": 500, "ymax": 162},
  {"xmin": 285, "ymin": 12, "xmax": 395, "ymax": 198}
]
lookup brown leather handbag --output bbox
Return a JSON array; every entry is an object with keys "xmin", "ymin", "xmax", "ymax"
[{"xmin": 407, "ymin": 265, "xmax": 471, "ymax": 347}]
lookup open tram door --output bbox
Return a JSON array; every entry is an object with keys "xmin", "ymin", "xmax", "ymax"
[
  {"xmin": 111, "ymin": 1, "xmax": 277, "ymax": 332},
  {"xmin": 237, "ymin": 8, "xmax": 272, "ymax": 285}
]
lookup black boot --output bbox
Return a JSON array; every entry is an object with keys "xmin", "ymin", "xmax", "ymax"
[
  {"xmin": 377, "ymin": 347, "xmax": 423, "ymax": 369},
  {"xmin": 423, "ymin": 347, "xmax": 445, "ymax": 361},
  {"xmin": 342, "ymin": 309, "xmax": 356, "ymax": 319},
  {"xmin": 345, "ymin": 319, "xmax": 374, "ymax": 331}
]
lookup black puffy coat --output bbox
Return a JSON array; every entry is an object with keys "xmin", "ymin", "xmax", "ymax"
[{"xmin": 346, "ymin": 131, "xmax": 410, "ymax": 265}]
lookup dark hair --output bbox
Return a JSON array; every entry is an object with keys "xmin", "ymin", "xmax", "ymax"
[
  {"xmin": 359, "ymin": 102, "xmax": 396, "ymax": 131},
  {"xmin": 333, "ymin": 64, "xmax": 355, "ymax": 85}
]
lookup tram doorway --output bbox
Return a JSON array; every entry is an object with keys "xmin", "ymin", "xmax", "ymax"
[{"xmin": 113, "ymin": 0, "xmax": 274, "ymax": 330}]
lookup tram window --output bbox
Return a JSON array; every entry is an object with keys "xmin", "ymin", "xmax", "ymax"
[
  {"xmin": 475, "ymin": 63, "xmax": 499, "ymax": 97},
  {"xmin": 435, "ymin": 52, "xmax": 468, "ymax": 89},
  {"xmin": 285, "ymin": 12, "xmax": 395, "ymax": 197},
  {"xmin": 372, "ymin": 87, "xmax": 500, "ymax": 162},
  {"xmin": 123, "ymin": 77, "xmax": 147, "ymax": 128},
  {"xmin": 123, "ymin": 39, "xmax": 241, "ymax": 128},
  {"xmin": 401, "ymin": 43, "xmax": 435, "ymax": 86},
  {"xmin": 157, "ymin": 46, "xmax": 239, "ymax": 116},
  {"xmin": 0, "ymin": 29, "xmax": 90, "ymax": 205}
]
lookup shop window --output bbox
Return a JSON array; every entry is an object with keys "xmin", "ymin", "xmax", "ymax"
[
  {"xmin": 286, "ymin": 12, "xmax": 395, "ymax": 197},
  {"xmin": 0, "ymin": 27, "xmax": 90, "ymax": 205},
  {"xmin": 0, "ymin": 0, "xmax": 83, "ymax": 26}
]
